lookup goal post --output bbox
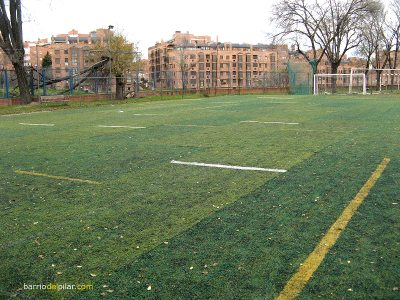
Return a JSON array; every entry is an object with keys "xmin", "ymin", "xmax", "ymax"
[
  {"xmin": 314, "ymin": 73, "xmax": 366, "ymax": 95},
  {"xmin": 351, "ymin": 68, "xmax": 400, "ymax": 93}
]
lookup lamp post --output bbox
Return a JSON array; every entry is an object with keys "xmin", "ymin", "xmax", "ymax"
[{"xmin": 108, "ymin": 25, "xmax": 114, "ymax": 99}]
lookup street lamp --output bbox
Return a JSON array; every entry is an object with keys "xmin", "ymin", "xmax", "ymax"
[{"xmin": 108, "ymin": 25, "xmax": 114, "ymax": 99}]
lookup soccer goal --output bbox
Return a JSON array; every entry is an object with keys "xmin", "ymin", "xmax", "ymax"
[
  {"xmin": 351, "ymin": 68, "xmax": 400, "ymax": 94},
  {"xmin": 313, "ymin": 73, "xmax": 366, "ymax": 95}
]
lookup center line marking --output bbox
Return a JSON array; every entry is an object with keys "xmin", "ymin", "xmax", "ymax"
[
  {"xmin": 240, "ymin": 121, "xmax": 299, "ymax": 125},
  {"xmin": 275, "ymin": 157, "xmax": 390, "ymax": 300},
  {"xmin": 15, "ymin": 170, "xmax": 101, "ymax": 185},
  {"xmin": 97, "ymin": 125, "xmax": 146, "ymax": 129},
  {"xmin": 171, "ymin": 160, "xmax": 287, "ymax": 173}
]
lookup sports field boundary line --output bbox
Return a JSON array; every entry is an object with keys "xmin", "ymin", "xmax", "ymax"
[
  {"xmin": 275, "ymin": 157, "xmax": 390, "ymax": 300},
  {"xmin": 171, "ymin": 160, "xmax": 287, "ymax": 173},
  {"xmin": 15, "ymin": 170, "xmax": 101, "ymax": 185}
]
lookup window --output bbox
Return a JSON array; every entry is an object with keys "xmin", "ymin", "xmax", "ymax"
[
  {"xmin": 55, "ymin": 58, "xmax": 61, "ymax": 64},
  {"xmin": 190, "ymin": 54, "xmax": 195, "ymax": 59},
  {"xmin": 206, "ymin": 63, "xmax": 210, "ymax": 68},
  {"xmin": 54, "ymin": 50, "xmax": 60, "ymax": 56},
  {"xmin": 226, "ymin": 55, "xmax": 230, "ymax": 60},
  {"xmin": 233, "ymin": 63, "xmax": 236, "ymax": 68},
  {"xmin": 232, "ymin": 55, "xmax": 236, "ymax": 59},
  {"xmin": 220, "ymin": 55, "xmax": 223, "ymax": 59},
  {"xmin": 64, "ymin": 58, "xmax": 69, "ymax": 63},
  {"xmin": 64, "ymin": 49, "xmax": 68, "ymax": 55}
]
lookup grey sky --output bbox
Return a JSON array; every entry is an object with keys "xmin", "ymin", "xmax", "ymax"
[{"xmin": 23, "ymin": 0, "xmax": 275, "ymax": 57}]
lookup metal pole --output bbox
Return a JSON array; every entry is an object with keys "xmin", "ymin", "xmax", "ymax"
[
  {"xmin": 42, "ymin": 68, "xmax": 47, "ymax": 96},
  {"xmin": 4, "ymin": 69, "xmax": 9, "ymax": 98},
  {"xmin": 36, "ymin": 44, "xmax": 39, "ymax": 95},
  {"xmin": 108, "ymin": 25, "xmax": 114, "ymax": 99}
]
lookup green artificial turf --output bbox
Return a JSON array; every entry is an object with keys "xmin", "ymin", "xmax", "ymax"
[{"xmin": 0, "ymin": 94, "xmax": 398, "ymax": 299}]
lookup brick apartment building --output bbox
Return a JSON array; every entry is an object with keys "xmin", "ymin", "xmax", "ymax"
[
  {"xmin": 148, "ymin": 31, "xmax": 289, "ymax": 90},
  {"xmin": 29, "ymin": 29, "xmax": 109, "ymax": 76}
]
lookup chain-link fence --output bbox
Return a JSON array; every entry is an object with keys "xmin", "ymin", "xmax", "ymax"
[{"xmin": 1, "ymin": 67, "xmax": 319, "ymax": 101}]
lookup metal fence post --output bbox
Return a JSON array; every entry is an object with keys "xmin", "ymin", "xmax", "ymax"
[
  {"xmin": 69, "ymin": 69, "xmax": 74, "ymax": 95},
  {"xmin": 30, "ymin": 67, "xmax": 34, "ymax": 96},
  {"xmin": 42, "ymin": 69, "xmax": 47, "ymax": 96},
  {"xmin": 4, "ymin": 69, "xmax": 9, "ymax": 98}
]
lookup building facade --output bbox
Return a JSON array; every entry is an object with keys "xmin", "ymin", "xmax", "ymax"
[{"xmin": 148, "ymin": 31, "xmax": 289, "ymax": 90}]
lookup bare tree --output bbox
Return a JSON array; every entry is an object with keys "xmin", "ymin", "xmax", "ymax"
[
  {"xmin": 270, "ymin": 0, "xmax": 329, "ymax": 76},
  {"xmin": 356, "ymin": 3, "xmax": 385, "ymax": 71},
  {"xmin": 0, "ymin": 0, "xmax": 31, "ymax": 103},
  {"xmin": 176, "ymin": 38, "xmax": 191, "ymax": 93},
  {"xmin": 270, "ymin": 0, "xmax": 383, "ymax": 92},
  {"xmin": 319, "ymin": 0, "xmax": 383, "ymax": 92}
]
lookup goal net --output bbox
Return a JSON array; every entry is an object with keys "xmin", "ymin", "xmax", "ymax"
[
  {"xmin": 314, "ymin": 73, "xmax": 366, "ymax": 95},
  {"xmin": 351, "ymin": 68, "xmax": 400, "ymax": 94}
]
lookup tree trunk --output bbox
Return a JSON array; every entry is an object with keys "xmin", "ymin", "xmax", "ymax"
[
  {"xmin": 13, "ymin": 62, "xmax": 32, "ymax": 104},
  {"xmin": 116, "ymin": 77, "xmax": 124, "ymax": 99},
  {"xmin": 331, "ymin": 63, "xmax": 339, "ymax": 94}
]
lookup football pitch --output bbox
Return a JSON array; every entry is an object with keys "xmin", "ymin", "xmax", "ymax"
[{"xmin": 0, "ymin": 94, "xmax": 399, "ymax": 299}]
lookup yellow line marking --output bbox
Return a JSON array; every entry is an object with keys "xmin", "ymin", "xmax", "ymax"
[
  {"xmin": 275, "ymin": 157, "xmax": 390, "ymax": 300},
  {"xmin": 15, "ymin": 170, "xmax": 101, "ymax": 185}
]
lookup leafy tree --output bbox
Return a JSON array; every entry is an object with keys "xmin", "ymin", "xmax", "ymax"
[
  {"xmin": 92, "ymin": 32, "xmax": 137, "ymax": 99},
  {"xmin": 42, "ymin": 51, "xmax": 52, "ymax": 68}
]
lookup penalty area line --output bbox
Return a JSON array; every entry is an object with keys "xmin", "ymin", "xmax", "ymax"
[
  {"xmin": 15, "ymin": 170, "xmax": 101, "ymax": 185},
  {"xmin": 171, "ymin": 160, "xmax": 287, "ymax": 173},
  {"xmin": 275, "ymin": 157, "xmax": 390, "ymax": 300}
]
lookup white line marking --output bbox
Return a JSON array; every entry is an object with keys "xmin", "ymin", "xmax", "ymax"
[
  {"xmin": 2, "ymin": 111, "xmax": 51, "ymax": 117},
  {"xmin": 19, "ymin": 123, "xmax": 55, "ymax": 126},
  {"xmin": 163, "ymin": 124, "xmax": 217, "ymax": 128},
  {"xmin": 97, "ymin": 125, "xmax": 146, "ymax": 129},
  {"xmin": 171, "ymin": 160, "xmax": 287, "ymax": 173},
  {"xmin": 258, "ymin": 96, "xmax": 295, "ymax": 100},
  {"xmin": 133, "ymin": 113, "xmax": 161, "ymax": 116},
  {"xmin": 240, "ymin": 121, "xmax": 299, "ymax": 125}
]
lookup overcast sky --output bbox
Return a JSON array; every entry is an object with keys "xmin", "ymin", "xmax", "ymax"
[{"xmin": 22, "ymin": 0, "xmax": 275, "ymax": 58}]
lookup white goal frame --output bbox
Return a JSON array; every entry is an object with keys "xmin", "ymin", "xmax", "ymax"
[
  {"xmin": 351, "ymin": 68, "xmax": 400, "ymax": 93},
  {"xmin": 314, "ymin": 73, "xmax": 366, "ymax": 95}
]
